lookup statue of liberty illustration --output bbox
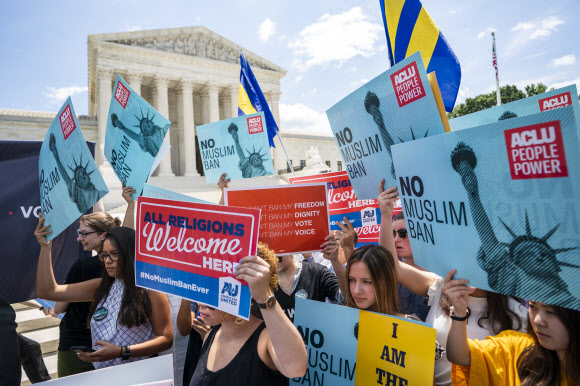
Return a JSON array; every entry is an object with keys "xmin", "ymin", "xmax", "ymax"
[
  {"xmin": 228, "ymin": 123, "xmax": 269, "ymax": 178},
  {"xmin": 49, "ymin": 133, "xmax": 106, "ymax": 213},
  {"xmin": 451, "ymin": 141, "xmax": 580, "ymax": 308},
  {"xmin": 364, "ymin": 91, "xmax": 429, "ymax": 179},
  {"xmin": 110, "ymin": 109, "xmax": 165, "ymax": 157}
]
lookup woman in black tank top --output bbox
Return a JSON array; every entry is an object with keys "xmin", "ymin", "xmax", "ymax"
[{"xmin": 189, "ymin": 243, "xmax": 307, "ymax": 386}]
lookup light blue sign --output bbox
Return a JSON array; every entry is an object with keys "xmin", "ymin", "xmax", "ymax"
[
  {"xmin": 292, "ymin": 298, "xmax": 359, "ymax": 386},
  {"xmin": 196, "ymin": 112, "xmax": 274, "ymax": 184},
  {"xmin": 141, "ymin": 183, "xmax": 212, "ymax": 204},
  {"xmin": 450, "ymin": 85, "xmax": 580, "ymax": 132},
  {"xmin": 392, "ymin": 107, "xmax": 580, "ymax": 310},
  {"xmin": 104, "ymin": 75, "xmax": 171, "ymax": 199},
  {"xmin": 326, "ymin": 52, "xmax": 446, "ymax": 200},
  {"xmin": 35, "ymin": 299, "xmax": 64, "ymax": 319},
  {"xmin": 39, "ymin": 98, "xmax": 108, "ymax": 241}
]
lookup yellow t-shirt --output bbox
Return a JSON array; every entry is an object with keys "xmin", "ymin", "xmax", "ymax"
[{"xmin": 451, "ymin": 330, "xmax": 572, "ymax": 386}]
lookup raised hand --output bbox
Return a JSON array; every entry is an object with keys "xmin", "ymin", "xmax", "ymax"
[
  {"xmin": 235, "ymin": 255, "xmax": 273, "ymax": 304},
  {"xmin": 442, "ymin": 269, "xmax": 475, "ymax": 317},
  {"xmin": 217, "ymin": 173, "xmax": 231, "ymax": 191},
  {"xmin": 336, "ymin": 217, "xmax": 357, "ymax": 252},
  {"xmin": 34, "ymin": 215, "xmax": 52, "ymax": 247},
  {"xmin": 121, "ymin": 181, "xmax": 136, "ymax": 204},
  {"xmin": 321, "ymin": 234, "xmax": 339, "ymax": 262},
  {"xmin": 377, "ymin": 179, "xmax": 399, "ymax": 218}
]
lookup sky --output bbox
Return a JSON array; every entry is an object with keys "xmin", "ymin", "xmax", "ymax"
[{"xmin": 1, "ymin": 0, "xmax": 579, "ymax": 135}]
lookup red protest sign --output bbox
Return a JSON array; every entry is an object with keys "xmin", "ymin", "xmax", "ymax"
[
  {"xmin": 224, "ymin": 184, "xmax": 330, "ymax": 255},
  {"xmin": 135, "ymin": 197, "xmax": 260, "ymax": 319}
]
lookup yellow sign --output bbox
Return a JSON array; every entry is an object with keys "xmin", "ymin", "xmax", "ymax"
[{"xmin": 355, "ymin": 311, "xmax": 436, "ymax": 385}]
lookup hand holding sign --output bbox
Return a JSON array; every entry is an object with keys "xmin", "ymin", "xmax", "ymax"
[
  {"xmin": 377, "ymin": 180, "xmax": 399, "ymax": 218},
  {"xmin": 442, "ymin": 269, "xmax": 475, "ymax": 317},
  {"xmin": 34, "ymin": 216, "xmax": 52, "ymax": 247},
  {"xmin": 236, "ymin": 255, "xmax": 273, "ymax": 304}
]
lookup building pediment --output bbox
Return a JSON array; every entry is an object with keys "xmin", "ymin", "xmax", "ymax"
[{"xmin": 88, "ymin": 26, "xmax": 285, "ymax": 73}]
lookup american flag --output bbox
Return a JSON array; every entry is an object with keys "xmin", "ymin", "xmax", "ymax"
[{"xmin": 492, "ymin": 42, "xmax": 499, "ymax": 81}]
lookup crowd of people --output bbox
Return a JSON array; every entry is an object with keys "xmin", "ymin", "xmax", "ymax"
[{"xmin": 2, "ymin": 175, "xmax": 579, "ymax": 386}]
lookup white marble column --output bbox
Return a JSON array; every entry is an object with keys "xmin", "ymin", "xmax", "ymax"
[
  {"xmin": 127, "ymin": 72, "xmax": 143, "ymax": 95},
  {"xmin": 207, "ymin": 83, "xmax": 220, "ymax": 123},
  {"xmin": 230, "ymin": 84, "xmax": 239, "ymax": 118},
  {"xmin": 154, "ymin": 75, "xmax": 174, "ymax": 176},
  {"xmin": 97, "ymin": 68, "xmax": 114, "ymax": 165},
  {"xmin": 178, "ymin": 79, "xmax": 198, "ymax": 176},
  {"xmin": 269, "ymin": 91, "xmax": 281, "ymax": 128},
  {"xmin": 200, "ymin": 89, "xmax": 209, "ymax": 124}
]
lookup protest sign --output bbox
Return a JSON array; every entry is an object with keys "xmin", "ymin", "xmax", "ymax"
[
  {"xmin": 392, "ymin": 107, "xmax": 580, "ymax": 310},
  {"xmin": 135, "ymin": 197, "xmax": 260, "ymax": 319},
  {"xmin": 35, "ymin": 298, "xmax": 64, "ymax": 319},
  {"xmin": 292, "ymin": 298, "xmax": 436, "ymax": 386},
  {"xmin": 196, "ymin": 112, "xmax": 274, "ymax": 183},
  {"xmin": 142, "ymin": 183, "xmax": 211, "ymax": 204},
  {"xmin": 292, "ymin": 298, "xmax": 359, "ymax": 386},
  {"xmin": 449, "ymin": 85, "xmax": 580, "ymax": 132},
  {"xmin": 1, "ymin": 140, "xmax": 92, "ymax": 303},
  {"xmin": 104, "ymin": 75, "xmax": 171, "ymax": 198},
  {"xmin": 39, "ymin": 98, "xmax": 108, "ymax": 241},
  {"xmin": 326, "ymin": 51, "xmax": 446, "ymax": 200},
  {"xmin": 356, "ymin": 312, "xmax": 436, "ymax": 385},
  {"xmin": 289, "ymin": 171, "xmax": 390, "ymax": 245},
  {"xmin": 224, "ymin": 184, "xmax": 329, "ymax": 255}
]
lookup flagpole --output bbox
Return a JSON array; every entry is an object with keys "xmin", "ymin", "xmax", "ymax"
[
  {"xmin": 492, "ymin": 32, "xmax": 501, "ymax": 106},
  {"xmin": 275, "ymin": 131, "xmax": 295, "ymax": 177}
]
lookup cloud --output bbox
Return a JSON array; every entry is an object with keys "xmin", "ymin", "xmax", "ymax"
[
  {"xmin": 289, "ymin": 7, "xmax": 383, "ymax": 70},
  {"xmin": 455, "ymin": 86, "xmax": 470, "ymax": 104},
  {"xmin": 258, "ymin": 18, "xmax": 276, "ymax": 42},
  {"xmin": 350, "ymin": 78, "xmax": 370, "ymax": 88},
  {"xmin": 552, "ymin": 54, "xmax": 576, "ymax": 67},
  {"xmin": 449, "ymin": 9, "xmax": 457, "ymax": 15},
  {"xmin": 477, "ymin": 27, "xmax": 496, "ymax": 39},
  {"xmin": 511, "ymin": 16, "xmax": 564, "ymax": 40},
  {"xmin": 279, "ymin": 103, "xmax": 332, "ymax": 134},
  {"xmin": 293, "ymin": 75, "xmax": 303, "ymax": 84},
  {"xmin": 44, "ymin": 86, "xmax": 88, "ymax": 108},
  {"xmin": 125, "ymin": 25, "xmax": 142, "ymax": 32},
  {"xmin": 550, "ymin": 77, "xmax": 580, "ymax": 93}
]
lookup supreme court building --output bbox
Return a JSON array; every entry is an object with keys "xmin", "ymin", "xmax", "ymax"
[{"xmin": 0, "ymin": 26, "xmax": 341, "ymax": 180}]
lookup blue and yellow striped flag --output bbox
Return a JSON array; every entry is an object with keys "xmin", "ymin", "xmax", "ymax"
[
  {"xmin": 380, "ymin": 0, "xmax": 461, "ymax": 112},
  {"xmin": 238, "ymin": 50, "xmax": 278, "ymax": 147}
]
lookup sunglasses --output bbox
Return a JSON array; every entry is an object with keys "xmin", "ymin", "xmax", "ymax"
[{"xmin": 393, "ymin": 229, "xmax": 408, "ymax": 239}]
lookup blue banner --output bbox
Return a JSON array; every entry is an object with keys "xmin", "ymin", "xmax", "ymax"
[
  {"xmin": 104, "ymin": 75, "xmax": 171, "ymax": 198},
  {"xmin": 39, "ymin": 98, "xmax": 108, "ymax": 241},
  {"xmin": 326, "ymin": 52, "xmax": 446, "ymax": 200},
  {"xmin": 392, "ymin": 107, "xmax": 580, "ymax": 310},
  {"xmin": 0, "ymin": 140, "xmax": 93, "ymax": 303},
  {"xmin": 196, "ymin": 112, "xmax": 274, "ymax": 183}
]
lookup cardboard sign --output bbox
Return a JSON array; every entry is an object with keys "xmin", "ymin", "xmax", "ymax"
[
  {"xmin": 449, "ymin": 85, "xmax": 580, "ymax": 132},
  {"xmin": 104, "ymin": 75, "xmax": 171, "ymax": 199},
  {"xmin": 196, "ymin": 112, "xmax": 274, "ymax": 184},
  {"xmin": 289, "ymin": 171, "xmax": 400, "ymax": 245},
  {"xmin": 392, "ymin": 107, "xmax": 580, "ymax": 310},
  {"xmin": 39, "ymin": 98, "xmax": 108, "ymax": 241},
  {"xmin": 292, "ymin": 298, "xmax": 436, "ymax": 386},
  {"xmin": 356, "ymin": 312, "xmax": 436, "ymax": 385},
  {"xmin": 135, "ymin": 197, "xmax": 260, "ymax": 319},
  {"xmin": 224, "ymin": 184, "xmax": 330, "ymax": 255},
  {"xmin": 141, "ymin": 183, "xmax": 212, "ymax": 204},
  {"xmin": 326, "ymin": 52, "xmax": 446, "ymax": 200}
]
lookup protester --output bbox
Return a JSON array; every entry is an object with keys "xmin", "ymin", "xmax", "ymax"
[
  {"xmin": 444, "ymin": 270, "xmax": 580, "ymax": 385},
  {"xmin": 189, "ymin": 242, "xmax": 307, "ymax": 385},
  {"xmin": 378, "ymin": 182, "xmax": 527, "ymax": 385},
  {"xmin": 17, "ymin": 333, "xmax": 51, "ymax": 383},
  {"xmin": 178, "ymin": 301, "xmax": 221, "ymax": 386},
  {"xmin": 54, "ymin": 185, "xmax": 135, "ymax": 377},
  {"xmin": 275, "ymin": 234, "xmax": 345, "ymax": 322},
  {"xmin": 0, "ymin": 296, "xmax": 21, "ymax": 386},
  {"xmin": 35, "ymin": 219, "xmax": 173, "ymax": 369}
]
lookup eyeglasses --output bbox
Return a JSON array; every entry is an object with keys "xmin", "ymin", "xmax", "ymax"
[
  {"xmin": 77, "ymin": 230, "xmax": 97, "ymax": 239},
  {"xmin": 99, "ymin": 251, "xmax": 120, "ymax": 262},
  {"xmin": 393, "ymin": 229, "xmax": 408, "ymax": 239}
]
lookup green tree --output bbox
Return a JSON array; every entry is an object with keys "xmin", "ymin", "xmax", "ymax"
[{"xmin": 448, "ymin": 84, "xmax": 536, "ymax": 119}]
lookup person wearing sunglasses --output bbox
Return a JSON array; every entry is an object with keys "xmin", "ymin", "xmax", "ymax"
[
  {"xmin": 35, "ymin": 218, "xmax": 173, "ymax": 370},
  {"xmin": 378, "ymin": 182, "xmax": 527, "ymax": 386}
]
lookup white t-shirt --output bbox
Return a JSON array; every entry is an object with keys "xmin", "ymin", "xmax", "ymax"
[{"xmin": 425, "ymin": 275, "xmax": 528, "ymax": 386}]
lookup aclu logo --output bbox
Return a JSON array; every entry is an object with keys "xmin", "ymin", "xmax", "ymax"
[
  {"xmin": 361, "ymin": 207, "xmax": 378, "ymax": 226},
  {"xmin": 247, "ymin": 115, "xmax": 264, "ymax": 134},
  {"xmin": 538, "ymin": 92, "xmax": 572, "ymax": 111}
]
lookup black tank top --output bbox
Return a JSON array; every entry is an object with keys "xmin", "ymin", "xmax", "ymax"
[{"xmin": 189, "ymin": 322, "xmax": 288, "ymax": 386}]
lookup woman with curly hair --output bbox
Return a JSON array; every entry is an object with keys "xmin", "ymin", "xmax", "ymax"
[{"xmin": 189, "ymin": 242, "xmax": 307, "ymax": 386}]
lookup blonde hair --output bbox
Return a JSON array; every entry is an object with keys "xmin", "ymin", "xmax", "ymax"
[{"xmin": 79, "ymin": 212, "xmax": 122, "ymax": 233}]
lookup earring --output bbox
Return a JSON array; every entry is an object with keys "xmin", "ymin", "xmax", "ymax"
[{"xmin": 233, "ymin": 317, "xmax": 246, "ymax": 328}]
